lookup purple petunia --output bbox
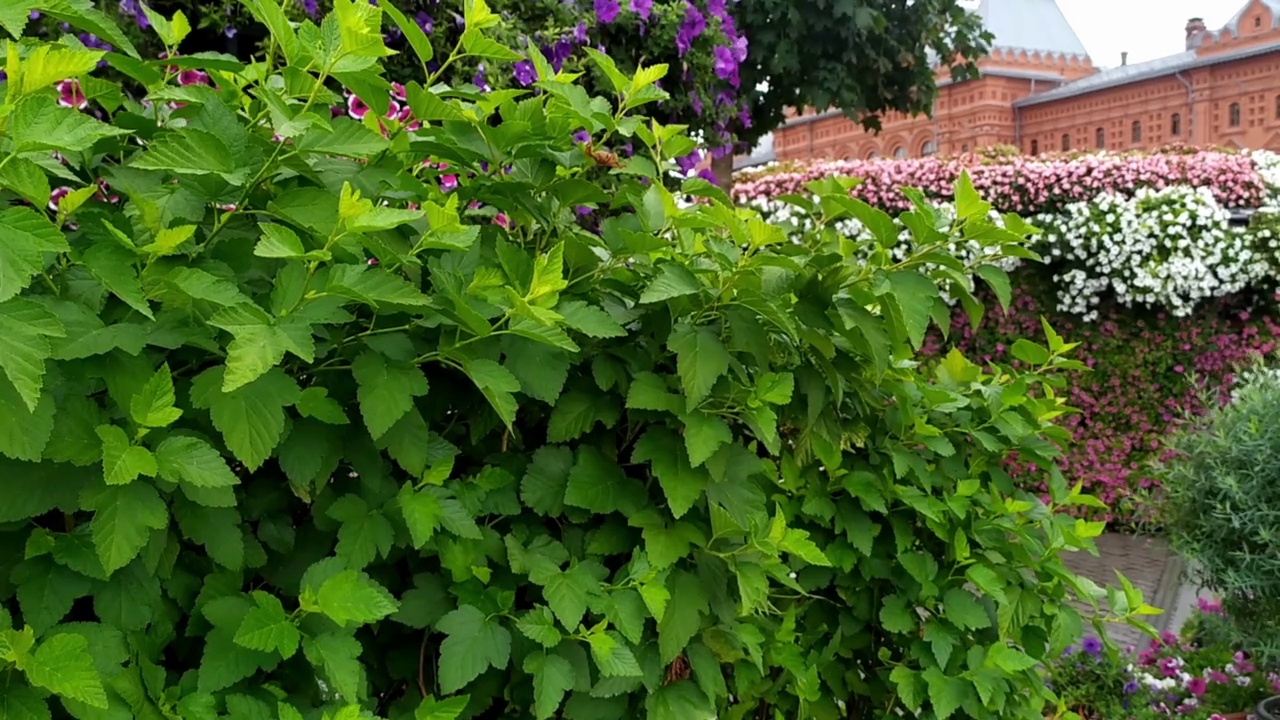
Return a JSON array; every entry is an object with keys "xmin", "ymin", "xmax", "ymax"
[
  {"xmin": 416, "ymin": 11, "xmax": 433, "ymax": 33},
  {"xmin": 675, "ymin": 150, "xmax": 702, "ymax": 174},
  {"xmin": 1123, "ymin": 680, "xmax": 1139, "ymax": 694},
  {"xmin": 707, "ymin": 0, "xmax": 726, "ymax": 19},
  {"xmin": 713, "ymin": 45, "xmax": 739, "ymax": 86},
  {"xmin": 118, "ymin": 0, "xmax": 150, "ymax": 28},
  {"xmin": 630, "ymin": 0, "xmax": 652, "ymax": 20},
  {"xmin": 573, "ymin": 22, "xmax": 588, "ymax": 43},
  {"xmin": 1082, "ymin": 637, "xmax": 1103, "ymax": 656},
  {"xmin": 594, "ymin": 0, "xmax": 619, "ymax": 23},
  {"xmin": 299, "ymin": 0, "xmax": 318, "ymax": 17},
  {"xmin": 473, "ymin": 63, "xmax": 490, "ymax": 92},
  {"xmin": 696, "ymin": 168, "xmax": 717, "ymax": 183},
  {"xmin": 690, "ymin": 91, "xmax": 703, "ymax": 117},
  {"xmin": 573, "ymin": 130, "xmax": 590, "ymax": 143},
  {"xmin": 512, "ymin": 60, "xmax": 537, "ymax": 86},
  {"xmin": 675, "ymin": 2, "xmax": 705, "ymax": 56}
]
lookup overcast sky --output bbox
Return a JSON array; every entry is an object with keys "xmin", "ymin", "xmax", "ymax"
[{"xmin": 1056, "ymin": 0, "xmax": 1241, "ymax": 67}]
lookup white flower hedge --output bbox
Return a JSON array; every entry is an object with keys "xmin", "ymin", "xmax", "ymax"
[{"xmin": 742, "ymin": 151, "xmax": 1280, "ymax": 318}]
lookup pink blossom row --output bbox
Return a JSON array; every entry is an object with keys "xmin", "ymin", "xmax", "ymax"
[{"xmin": 733, "ymin": 151, "xmax": 1266, "ymax": 214}]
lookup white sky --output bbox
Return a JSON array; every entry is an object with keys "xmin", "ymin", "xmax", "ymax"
[{"xmin": 1057, "ymin": 0, "xmax": 1241, "ymax": 67}]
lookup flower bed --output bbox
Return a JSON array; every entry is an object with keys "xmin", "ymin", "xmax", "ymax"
[
  {"xmin": 734, "ymin": 150, "xmax": 1267, "ymax": 215},
  {"xmin": 1048, "ymin": 603, "xmax": 1280, "ymax": 720}
]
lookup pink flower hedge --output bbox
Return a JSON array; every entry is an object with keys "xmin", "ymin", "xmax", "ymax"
[
  {"xmin": 922, "ymin": 276, "xmax": 1280, "ymax": 525},
  {"xmin": 733, "ymin": 151, "xmax": 1266, "ymax": 214}
]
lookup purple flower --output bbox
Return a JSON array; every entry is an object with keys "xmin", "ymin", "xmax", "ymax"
[
  {"xmin": 573, "ymin": 22, "xmax": 588, "ymax": 43},
  {"xmin": 690, "ymin": 91, "xmax": 703, "ymax": 117},
  {"xmin": 29, "ymin": 9, "xmax": 40, "ymax": 19},
  {"xmin": 1123, "ymin": 680, "xmax": 1139, "ymax": 694},
  {"xmin": 56, "ymin": 80, "xmax": 87, "ymax": 110},
  {"xmin": 1082, "ymin": 637, "xmax": 1103, "ymax": 656},
  {"xmin": 416, "ymin": 12, "xmax": 433, "ymax": 33},
  {"xmin": 178, "ymin": 70, "xmax": 210, "ymax": 86},
  {"xmin": 696, "ymin": 168, "xmax": 717, "ymax": 183},
  {"xmin": 731, "ymin": 33, "xmax": 748, "ymax": 62},
  {"xmin": 713, "ymin": 46, "xmax": 739, "ymax": 86},
  {"xmin": 675, "ymin": 2, "xmax": 705, "ymax": 56},
  {"xmin": 573, "ymin": 130, "xmax": 590, "ymax": 143},
  {"xmin": 118, "ymin": 0, "xmax": 150, "ymax": 28},
  {"xmin": 225, "ymin": 25, "xmax": 238, "ymax": 38},
  {"xmin": 48, "ymin": 186, "xmax": 71, "ymax": 212},
  {"xmin": 512, "ymin": 60, "xmax": 536, "ymax": 86},
  {"xmin": 711, "ymin": 144, "xmax": 733, "ymax": 159},
  {"xmin": 299, "ymin": 0, "xmax": 318, "ymax": 17},
  {"xmin": 347, "ymin": 94, "xmax": 369, "ymax": 120},
  {"xmin": 575, "ymin": 205, "xmax": 594, "ymax": 216},
  {"xmin": 630, "ymin": 0, "xmax": 652, "ymax": 20},
  {"xmin": 473, "ymin": 64, "xmax": 490, "ymax": 92},
  {"xmin": 1187, "ymin": 677, "xmax": 1207, "ymax": 696},
  {"xmin": 675, "ymin": 150, "xmax": 702, "ymax": 173},
  {"xmin": 440, "ymin": 175, "xmax": 458, "ymax": 192},
  {"xmin": 594, "ymin": 0, "xmax": 619, "ymax": 23},
  {"xmin": 707, "ymin": 0, "xmax": 726, "ymax": 19}
]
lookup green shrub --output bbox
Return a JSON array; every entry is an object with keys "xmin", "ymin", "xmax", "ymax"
[
  {"xmin": 0, "ymin": 2, "xmax": 1148, "ymax": 718},
  {"xmin": 1160, "ymin": 364, "xmax": 1280, "ymax": 664}
]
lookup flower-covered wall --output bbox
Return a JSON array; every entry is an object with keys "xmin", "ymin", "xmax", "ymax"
[{"xmin": 737, "ymin": 149, "xmax": 1280, "ymax": 524}]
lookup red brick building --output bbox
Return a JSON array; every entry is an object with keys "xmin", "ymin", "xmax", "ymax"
[{"xmin": 773, "ymin": 0, "xmax": 1280, "ymax": 161}]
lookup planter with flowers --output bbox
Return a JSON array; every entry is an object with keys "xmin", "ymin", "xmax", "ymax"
[{"xmin": 1044, "ymin": 602, "xmax": 1280, "ymax": 719}]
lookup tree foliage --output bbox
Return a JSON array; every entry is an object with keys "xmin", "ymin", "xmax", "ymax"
[{"xmin": 0, "ymin": 1, "xmax": 1147, "ymax": 718}]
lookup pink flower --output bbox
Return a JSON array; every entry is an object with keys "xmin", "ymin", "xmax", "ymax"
[
  {"xmin": 177, "ymin": 69, "xmax": 209, "ymax": 86},
  {"xmin": 347, "ymin": 94, "xmax": 369, "ymax": 120},
  {"xmin": 1187, "ymin": 677, "xmax": 1207, "ymax": 696},
  {"xmin": 56, "ymin": 79, "xmax": 87, "ymax": 109},
  {"xmin": 48, "ymin": 186, "xmax": 72, "ymax": 211},
  {"xmin": 493, "ymin": 212, "xmax": 511, "ymax": 230}
]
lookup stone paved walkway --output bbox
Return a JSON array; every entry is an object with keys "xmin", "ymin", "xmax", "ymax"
[{"xmin": 1059, "ymin": 532, "xmax": 1188, "ymax": 649}]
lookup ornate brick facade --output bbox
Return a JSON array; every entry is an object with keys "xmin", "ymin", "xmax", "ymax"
[{"xmin": 774, "ymin": 0, "xmax": 1280, "ymax": 160}]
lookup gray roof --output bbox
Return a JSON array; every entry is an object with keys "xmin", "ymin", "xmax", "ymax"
[
  {"xmin": 1015, "ymin": 38, "xmax": 1280, "ymax": 106},
  {"xmin": 976, "ymin": 0, "xmax": 1089, "ymax": 58},
  {"xmin": 1225, "ymin": 0, "xmax": 1280, "ymax": 32},
  {"xmin": 734, "ymin": 133, "xmax": 775, "ymax": 169}
]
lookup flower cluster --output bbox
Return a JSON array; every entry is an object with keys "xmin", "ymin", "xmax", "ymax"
[
  {"xmin": 734, "ymin": 151, "xmax": 1267, "ymax": 216},
  {"xmin": 336, "ymin": 83, "xmax": 421, "ymax": 135},
  {"xmin": 1047, "ymin": 605, "xmax": 1280, "ymax": 720},
  {"xmin": 1035, "ymin": 186, "xmax": 1279, "ymax": 319}
]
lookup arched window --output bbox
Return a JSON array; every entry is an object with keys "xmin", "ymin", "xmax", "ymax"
[
  {"xmin": 921, "ymin": 139, "xmax": 938, "ymax": 157},
  {"xmin": 1275, "ymin": 95, "xmax": 1280, "ymax": 119},
  {"xmin": 1230, "ymin": 103, "xmax": 1242, "ymax": 127},
  {"xmin": 1030, "ymin": 139, "xmax": 1039, "ymax": 155},
  {"xmin": 1061, "ymin": 133, "xmax": 1070, "ymax": 151},
  {"xmin": 1095, "ymin": 127, "xmax": 1106, "ymax": 149},
  {"xmin": 961, "ymin": 144, "xmax": 970, "ymax": 153},
  {"xmin": 867, "ymin": 150, "xmax": 881, "ymax": 160},
  {"xmin": 1131, "ymin": 120, "xmax": 1142, "ymax": 143},
  {"xmin": 1171, "ymin": 113, "xmax": 1182, "ymax": 136},
  {"xmin": 892, "ymin": 146, "xmax": 907, "ymax": 159}
]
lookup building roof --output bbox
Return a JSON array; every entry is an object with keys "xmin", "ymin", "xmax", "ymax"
[
  {"xmin": 734, "ymin": 133, "xmax": 775, "ymax": 169},
  {"xmin": 1225, "ymin": 0, "xmax": 1280, "ymax": 32},
  {"xmin": 975, "ymin": 0, "xmax": 1090, "ymax": 58},
  {"xmin": 1014, "ymin": 38, "xmax": 1280, "ymax": 106}
]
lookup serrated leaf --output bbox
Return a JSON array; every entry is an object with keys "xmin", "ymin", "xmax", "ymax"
[
  {"xmin": 547, "ymin": 388, "xmax": 618, "ymax": 442},
  {"xmin": 25, "ymin": 633, "xmax": 107, "ymax": 709},
  {"xmin": 329, "ymin": 265, "xmax": 431, "ymax": 308},
  {"xmin": 541, "ymin": 564, "xmax": 600, "ymax": 631},
  {"xmin": 303, "ymin": 632, "xmax": 364, "ymax": 701},
  {"xmin": 886, "ymin": 270, "xmax": 939, "ymax": 350},
  {"xmin": 191, "ymin": 367, "xmax": 300, "ymax": 471},
  {"xmin": 458, "ymin": 356, "xmax": 519, "ymax": 429},
  {"xmin": 296, "ymin": 386, "xmax": 349, "ymax": 424},
  {"xmin": 80, "ymin": 242, "xmax": 153, "ymax": 319},
  {"xmin": 0, "ymin": 685, "xmax": 49, "ymax": 720},
  {"xmin": 523, "ymin": 651, "xmax": 575, "ymax": 719},
  {"xmin": 83, "ymin": 483, "xmax": 167, "ymax": 576},
  {"xmin": 352, "ymin": 351, "xmax": 429, "ymax": 439},
  {"xmin": 625, "ymin": 372, "xmax": 682, "ymax": 413},
  {"xmin": 316, "ymin": 569, "xmax": 399, "ymax": 627},
  {"xmin": 9, "ymin": 96, "xmax": 130, "ymax": 154},
  {"xmin": 632, "ymin": 427, "xmax": 707, "ymax": 518},
  {"xmin": 235, "ymin": 591, "xmax": 300, "ymax": 659},
  {"xmin": 922, "ymin": 667, "xmax": 968, "ymax": 720},
  {"xmin": 130, "ymin": 364, "xmax": 182, "ymax": 428},
  {"xmin": 436, "ymin": 605, "xmax": 512, "ymax": 693},
  {"xmin": 96, "ymin": 425, "xmax": 156, "ymax": 486},
  {"xmin": 520, "ymin": 445, "xmax": 572, "ymax": 516},
  {"xmin": 556, "ymin": 300, "xmax": 626, "ymax": 337},
  {"xmin": 565, "ymin": 446, "xmax": 646, "ymax": 516},
  {"xmin": 255, "ymin": 223, "xmax": 327, "ymax": 261},
  {"xmin": 943, "ymin": 587, "xmax": 991, "ymax": 630},
  {"xmin": 639, "ymin": 264, "xmax": 701, "ymax": 304},
  {"xmin": 415, "ymin": 695, "xmax": 470, "ymax": 720},
  {"xmin": 155, "ymin": 436, "xmax": 238, "ymax": 489},
  {"xmin": 516, "ymin": 607, "xmax": 562, "ymax": 648},
  {"xmin": 668, "ymin": 323, "xmax": 730, "ymax": 406},
  {"xmin": 0, "ymin": 207, "xmax": 69, "ymax": 304},
  {"xmin": 132, "ymin": 128, "xmax": 247, "ymax": 183},
  {"xmin": 0, "ymin": 298, "xmax": 64, "ymax": 412},
  {"xmin": 645, "ymin": 680, "xmax": 715, "ymax": 720}
]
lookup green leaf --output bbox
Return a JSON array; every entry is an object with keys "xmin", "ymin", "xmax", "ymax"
[
  {"xmin": 352, "ymin": 351, "xmax": 430, "ymax": 439},
  {"xmin": 328, "ymin": 265, "xmax": 431, "ymax": 308},
  {"xmin": 235, "ymin": 591, "xmax": 300, "ymax": 659},
  {"xmin": 890, "ymin": 666, "xmax": 925, "ymax": 711},
  {"xmin": 542, "ymin": 564, "xmax": 600, "ymax": 630},
  {"xmin": 639, "ymin": 265, "xmax": 701, "ymax": 304},
  {"xmin": 130, "ymin": 364, "xmax": 183, "ymax": 428},
  {"xmin": 0, "ymin": 157, "xmax": 51, "ymax": 208},
  {"xmin": 0, "ymin": 298, "xmax": 64, "ymax": 412},
  {"xmin": 255, "ymin": 223, "xmax": 329, "ymax": 261},
  {"xmin": 632, "ymin": 427, "xmax": 707, "ymax": 518},
  {"xmin": 564, "ymin": 446, "xmax": 646, "ymax": 516},
  {"xmin": 879, "ymin": 595, "xmax": 916, "ymax": 634},
  {"xmin": 922, "ymin": 666, "xmax": 969, "ymax": 720},
  {"xmin": 954, "ymin": 170, "xmax": 991, "ymax": 221},
  {"xmin": 191, "ymin": 367, "xmax": 300, "ymax": 471},
  {"xmin": 668, "ymin": 323, "xmax": 730, "ymax": 406},
  {"xmin": 523, "ymin": 651, "xmax": 575, "ymax": 719},
  {"xmin": 381, "ymin": 0, "xmax": 433, "ymax": 65},
  {"xmin": 780, "ymin": 528, "xmax": 831, "ymax": 566},
  {"xmin": 155, "ymin": 436, "xmax": 238, "ymax": 489},
  {"xmin": 625, "ymin": 372, "xmax": 682, "ymax": 413},
  {"xmin": 399, "ymin": 484, "xmax": 443, "ymax": 548},
  {"xmin": 557, "ymin": 300, "xmax": 626, "ymax": 338},
  {"xmin": 316, "ymin": 569, "xmax": 399, "ymax": 627},
  {"xmin": 83, "ymin": 481, "xmax": 168, "ymax": 575},
  {"xmin": 1010, "ymin": 338, "xmax": 1050, "ymax": 366},
  {"xmin": 0, "ymin": 207, "xmax": 69, "ymax": 304},
  {"xmin": 8, "ymin": 96, "xmax": 129, "ymax": 154},
  {"xmin": 975, "ymin": 265, "xmax": 1012, "ymax": 310},
  {"xmin": 97, "ymin": 424, "xmax": 156, "ymax": 485},
  {"xmin": 0, "ymin": 375, "xmax": 55, "ymax": 461},
  {"xmin": 416, "ymin": 695, "xmax": 470, "ymax": 720},
  {"xmin": 658, "ymin": 572, "xmax": 706, "ymax": 663},
  {"xmin": 680, "ymin": 411, "xmax": 732, "ymax": 467},
  {"xmin": 0, "ymin": 686, "xmax": 49, "ymax": 720},
  {"xmin": 436, "ymin": 605, "xmax": 512, "ymax": 693},
  {"xmin": 943, "ymin": 587, "xmax": 991, "ymax": 630},
  {"xmin": 303, "ymin": 632, "xmax": 364, "ymax": 701},
  {"xmin": 520, "ymin": 446, "xmax": 573, "ymax": 516},
  {"xmin": 296, "ymin": 387, "xmax": 349, "ymax": 425},
  {"xmin": 645, "ymin": 681, "xmax": 715, "ymax": 720},
  {"xmin": 25, "ymin": 633, "xmax": 107, "ymax": 709},
  {"xmin": 516, "ymin": 607, "xmax": 562, "ymax": 648},
  {"xmin": 458, "ymin": 356, "xmax": 519, "ymax": 429},
  {"xmin": 132, "ymin": 129, "xmax": 247, "ymax": 183},
  {"xmin": 547, "ymin": 389, "xmax": 619, "ymax": 442},
  {"xmin": 81, "ymin": 243, "xmax": 153, "ymax": 319},
  {"xmin": 924, "ymin": 621, "xmax": 959, "ymax": 668},
  {"xmin": 460, "ymin": 28, "xmax": 521, "ymax": 61},
  {"xmin": 886, "ymin": 270, "xmax": 939, "ymax": 349}
]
